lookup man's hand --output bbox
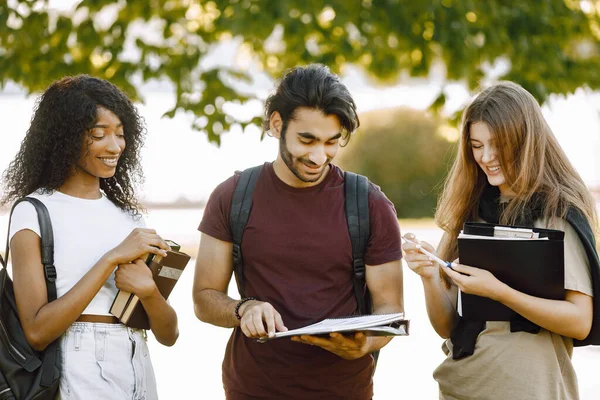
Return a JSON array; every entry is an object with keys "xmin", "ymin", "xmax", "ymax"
[
  {"xmin": 291, "ymin": 332, "xmax": 370, "ymax": 360},
  {"xmin": 238, "ymin": 300, "xmax": 288, "ymax": 338}
]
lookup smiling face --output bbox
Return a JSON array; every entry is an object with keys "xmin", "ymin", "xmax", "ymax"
[
  {"xmin": 469, "ymin": 121, "xmax": 515, "ymax": 196},
  {"xmin": 76, "ymin": 106, "xmax": 125, "ymax": 181},
  {"xmin": 271, "ymin": 107, "xmax": 342, "ymax": 187}
]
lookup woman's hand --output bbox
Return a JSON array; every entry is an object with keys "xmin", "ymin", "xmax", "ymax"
[
  {"xmin": 401, "ymin": 233, "xmax": 438, "ymax": 280},
  {"xmin": 114, "ymin": 259, "xmax": 158, "ymax": 299},
  {"xmin": 107, "ymin": 228, "xmax": 169, "ymax": 266},
  {"xmin": 443, "ymin": 263, "xmax": 507, "ymax": 301}
]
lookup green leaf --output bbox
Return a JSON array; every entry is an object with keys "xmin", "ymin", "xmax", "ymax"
[{"xmin": 2, "ymin": 0, "xmax": 600, "ymax": 145}]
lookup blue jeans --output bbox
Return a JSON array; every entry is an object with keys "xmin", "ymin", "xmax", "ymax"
[{"xmin": 58, "ymin": 322, "xmax": 158, "ymax": 399}]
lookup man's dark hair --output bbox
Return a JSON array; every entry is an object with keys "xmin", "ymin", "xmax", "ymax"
[
  {"xmin": 1, "ymin": 75, "xmax": 146, "ymax": 216},
  {"xmin": 262, "ymin": 64, "xmax": 359, "ymax": 145}
]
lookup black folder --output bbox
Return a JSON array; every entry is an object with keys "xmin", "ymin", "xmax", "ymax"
[{"xmin": 458, "ymin": 222, "xmax": 565, "ymax": 321}]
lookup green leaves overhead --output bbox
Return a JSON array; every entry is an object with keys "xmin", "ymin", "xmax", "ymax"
[{"xmin": 2, "ymin": 0, "xmax": 599, "ymax": 143}]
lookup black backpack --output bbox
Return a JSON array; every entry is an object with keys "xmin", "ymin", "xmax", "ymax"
[
  {"xmin": 0, "ymin": 197, "xmax": 60, "ymax": 399},
  {"xmin": 230, "ymin": 165, "xmax": 373, "ymax": 315},
  {"xmin": 566, "ymin": 207, "xmax": 600, "ymax": 347}
]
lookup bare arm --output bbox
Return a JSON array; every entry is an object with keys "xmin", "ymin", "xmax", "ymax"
[
  {"xmin": 192, "ymin": 233, "xmax": 239, "ymax": 327},
  {"xmin": 12, "ymin": 228, "xmax": 169, "ymax": 351},
  {"xmin": 420, "ymin": 268, "xmax": 458, "ymax": 339},
  {"xmin": 192, "ymin": 233, "xmax": 287, "ymax": 337},
  {"xmin": 402, "ymin": 233, "xmax": 458, "ymax": 338},
  {"xmin": 446, "ymin": 264, "xmax": 593, "ymax": 340},
  {"xmin": 115, "ymin": 259, "xmax": 179, "ymax": 346},
  {"xmin": 139, "ymin": 290, "xmax": 179, "ymax": 346},
  {"xmin": 364, "ymin": 258, "xmax": 404, "ymax": 352},
  {"xmin": 500, "ymin": 288, "xmax": 592, "ymax": 340}
]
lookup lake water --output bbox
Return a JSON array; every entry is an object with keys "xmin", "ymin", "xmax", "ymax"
[{"xmin": 0, "ymin": 208, "xmax": 599, "ymax": 399}]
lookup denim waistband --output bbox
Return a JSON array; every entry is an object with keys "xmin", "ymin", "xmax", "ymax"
[{"xmin": 67, "ymin": 321, "xmax": 145, "ymax": 335}]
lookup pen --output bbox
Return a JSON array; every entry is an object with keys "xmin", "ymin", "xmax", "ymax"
[{"xmin": 401, "ymin": 235, "xmax": 456, "ymax": 270}]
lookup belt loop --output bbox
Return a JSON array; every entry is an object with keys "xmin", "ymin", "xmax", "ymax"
[
  {"xmin": 74, "ymin": 329, "xmax": 81, "ymax": 351},
  {"xmin": 95, "ymin": 328, "xmax": 107, "ymax": 361}
]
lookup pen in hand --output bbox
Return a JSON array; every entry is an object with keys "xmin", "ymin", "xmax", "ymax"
[{"xmin": 401, "ymin": 235, "xmax": 457, "ymax": 270}]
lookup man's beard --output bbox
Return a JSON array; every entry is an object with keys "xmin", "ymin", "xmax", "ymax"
[{"xmin": 279, "ymin": 134, "xmax": 329, "ymax": 183}]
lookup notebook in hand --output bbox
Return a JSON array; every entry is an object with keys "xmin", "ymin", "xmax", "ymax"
[
  {"xmin": 257, "ymin": 313, "xmax": 409, "ymax": 343},
  {"xmin": 458, "ymin": 222, "xmax": 565, "ymax": 320},
  {"xmin": 110, "ymin": 243, "xmax": 191, "ymax": 329}
]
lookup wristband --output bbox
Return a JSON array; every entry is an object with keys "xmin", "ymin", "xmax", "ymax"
[{"xmin": 235, "ymin": 297, "xmax": 257, "ymax": 320}]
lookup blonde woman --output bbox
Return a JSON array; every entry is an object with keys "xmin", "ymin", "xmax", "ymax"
[{"xmin": 403, "ymin": 81, "xmax": 599, "ymax": 400}]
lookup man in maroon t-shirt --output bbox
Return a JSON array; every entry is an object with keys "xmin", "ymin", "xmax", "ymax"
[{"xmin": 192, "ymin": 64, "xmax": 403, "ymax": 400}]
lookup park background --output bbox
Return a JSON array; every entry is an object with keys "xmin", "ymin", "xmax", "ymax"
[{"xmin": 1, "ymin": 1, "xmax": 600, "ymax": 398}]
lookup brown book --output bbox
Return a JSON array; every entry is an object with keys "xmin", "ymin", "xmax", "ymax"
[{"xmin": 109, "ymin": 250, "xmax": 191, "ymax": 329}]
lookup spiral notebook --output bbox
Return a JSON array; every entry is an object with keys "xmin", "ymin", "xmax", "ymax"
[{"xmin": 257, "ymin": 312, "xmax": 409, "ymax": 342}]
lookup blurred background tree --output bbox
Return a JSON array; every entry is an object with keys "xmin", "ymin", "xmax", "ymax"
[
  {"xmin": 2, "ymin": 0, "xmax": 600, "ymax": 144},
  {"xmin": 337, "ymin": 107, "xmax": 456, "ymax": 218}
]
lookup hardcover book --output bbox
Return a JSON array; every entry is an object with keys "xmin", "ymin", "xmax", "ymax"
[{"xmin": 110, "ymin": 247, "xmax": 191, "ymax": 329}]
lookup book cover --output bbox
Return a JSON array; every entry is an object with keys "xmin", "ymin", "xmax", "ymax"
[
  {"xmin": 110, "ymin": 249, "xmax": 191, "ymax": 329},
  {"xmin": 458, "ymin": 222, "xmax": 565, "ymax": 320}
]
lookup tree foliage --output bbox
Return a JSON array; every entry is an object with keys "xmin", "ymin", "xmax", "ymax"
[
  {"xmin": 2, "ymin": 0, "xmax": 600, "ymax": 143},
  {"xmin": 337, "ymin": 107, "xmax": 456, "ymax": 218}
]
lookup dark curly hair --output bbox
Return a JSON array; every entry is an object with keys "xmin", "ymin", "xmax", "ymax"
[
  {"xmin": 1, "ymin": 75, "xmax": 145, "ymax": 216},
  {"xmin": 262, "ymin": 64, "xmax": 360, "ymax": 146}
]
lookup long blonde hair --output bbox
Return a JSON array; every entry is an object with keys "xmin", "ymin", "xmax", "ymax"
[{"xmin": 436, "ymin": 81, "xmax": 599, "ymax": 272}]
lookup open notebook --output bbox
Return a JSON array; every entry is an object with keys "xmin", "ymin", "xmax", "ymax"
[{"xmin": 257, "ymin": 312, "xmax": 409, "ymax": 343}]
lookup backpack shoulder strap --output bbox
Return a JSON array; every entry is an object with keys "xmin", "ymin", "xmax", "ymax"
[
  {"xmin": 345, "ymin": 172, "xmax": 380, "ymax": 368},
  {"xmin": 3, "ymin": 197, "xmax": 58, "ymax": 387},
  {"xmin": 344, "ymin": 171, "xmax": 371, "ymax": 315},
  {"xmin": 566, "ymin": 207, "xmax": 600, "ymax": 346},
  {"xmin": 3, "ymin": 197, "xmax": 57, "ymax": 301},
  {"xmin": 230, "ymin": 165, "xmax": 263, "ymax": 297}
]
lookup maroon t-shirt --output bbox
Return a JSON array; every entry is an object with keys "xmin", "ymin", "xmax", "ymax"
[{"xmin": 199, "ymin": 162, "xmax": 402, "ymax": 400}]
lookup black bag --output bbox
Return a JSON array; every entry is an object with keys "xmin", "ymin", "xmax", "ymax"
[
  {"xmin": 0, "ymin": 197, "xmax": 60, "ymax": 399},
  {"xmin": 566, "ymin": 207, "xmax": 600, "ymax": 346}
]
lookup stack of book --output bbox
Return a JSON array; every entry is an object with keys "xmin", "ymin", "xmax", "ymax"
[
  {"xmin": 458, "ymin": 222, "xmax": 565, "ymax": 320},
  {"xmin": 110, "ymin": 241, "xmax": 191, "ymax": 329}
]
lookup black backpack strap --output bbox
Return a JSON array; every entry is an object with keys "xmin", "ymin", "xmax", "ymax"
[
  {"xmin": 230, "ymin": 166, "xmax": 263, "ymax": 297},
  {"xmin": 567, "ymin": 207, "xmax": 600, "ymax": 346},
  {"xmin": 3, "ymin": 197, "xmax": 57, "ymax": 300},
  {"xmin": 345, "ymin": 172, "xmax": 379, "ymax": 367},
  {"xmin": 344, "ymin": 172, "xmax": 371, "ymax": 315},
  {"xmin": 3, "ymin": 197, "xmax": 58, "ymax": 387}
]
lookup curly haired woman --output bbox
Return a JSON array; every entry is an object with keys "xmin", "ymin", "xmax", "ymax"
[{"xmin": 2, "ymin": 75, "xmax": 178, "ymax": 399}]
